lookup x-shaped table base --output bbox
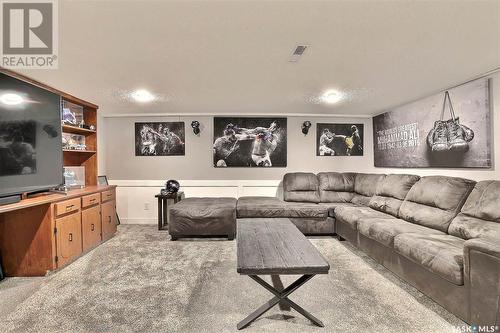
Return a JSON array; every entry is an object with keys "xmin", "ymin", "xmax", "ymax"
[{"xmin": 237, "ymin": 274, "xmax": 324, "ymax": 330}]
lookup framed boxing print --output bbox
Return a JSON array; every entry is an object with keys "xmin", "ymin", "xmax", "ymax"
[
  {"xmin": 135, "ymin": 122, "xmax": 185, "ymax": 156},
  {"xmin": 213, "ymin": 117, "xmax": 287, "ymax": 167},
  {"xmin": 316, "ymin": 123, "xmax": 364, "ymax": 156},
  {"xmin": 373, "ymin": 78, "xmax": 491, "ymax": 168}
]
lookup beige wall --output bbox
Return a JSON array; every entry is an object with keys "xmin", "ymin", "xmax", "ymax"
[
  {"xmin": 103, "ymin": 70, "xmax": 499, "ymax": 181},
  {"xmin": 101, "ymin": 72, "xmax": 498, "ymax": 224},
  {"xmin": 103, "ymin": 116, "xmax": 373, "ymax": 180}
]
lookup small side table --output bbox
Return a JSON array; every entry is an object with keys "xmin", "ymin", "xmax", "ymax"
[{"xmin": 155, "ymin": 191, "xmax": 183, "ymax": 230}]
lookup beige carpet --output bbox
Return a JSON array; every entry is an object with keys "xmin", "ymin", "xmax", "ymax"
[{"xmin": 0, "ymin": 225, "xmax": 464, "ymax": 333}]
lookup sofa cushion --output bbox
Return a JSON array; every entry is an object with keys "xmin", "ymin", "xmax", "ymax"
[
  {"xmin": 169, "ymin": 197, "xmax": 237, "ymax": 237},
  {"xmin": 318, "ymin": 202, "xmax": 358, "ymax": 217},
  {"xmin": 317, "ymin": 172, "xmax": 355, "ymax": 203},
  {"xmin": 358, "ymin": 218, "xmax": 444, "ymax": 248},
  {"xmin": 449, "ymin": 214, "xmax": 500, "ymax": 241},
  {"xmin": 170, "ymin": 197, "xmax": 237, "ymax": 219},
  {"xmin": 335, "ymin": 206, "xmax": 394, "ymax": 230},
  {"xmin": 448, "ymin": 180, "xmax": 500, "ymax": 240},
  {"xmin": 369, "ymin": 174, "xmax": 420, "ymax": 216},
  {"xmin": 351, "ymin": 173, "xmax": 386, "ymax": 205},
  {"xmin": 398, "ymin": 176, "xmax": 475, "ymax": 232},
  {"xmin": 350, "ymin": 193, "xmax": 372, "ymax": 206},
  {"xmin": 283, "ymin": 172, "xmax": 320, "ymax": 203},
  {"xmin": 394, "ymin": 233, "xmax": 465, "ymax": 285},
  {"xmin": 236, "ymin": 196, "xmax": 327, "ymax": 218}
]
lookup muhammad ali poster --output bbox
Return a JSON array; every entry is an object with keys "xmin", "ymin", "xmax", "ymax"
[
  {"xmin": 135, "ymin": 122, "xmax": 185, "ymax": 156},
  {"xmin": 373, "ymin": 78, "xmax": 491, "ymax": 168},
  {"xmin": 213, "ymin": 117, "xmax": 287, "ymax": 167},
  {"xmin": 316, "ymin": 123, "xmax": 364, "ymax": 156}
]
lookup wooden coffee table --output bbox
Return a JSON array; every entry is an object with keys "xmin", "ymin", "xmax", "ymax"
[{"xmin": 236, "ymin": 218, "xmax": 330, "ymax": 330}]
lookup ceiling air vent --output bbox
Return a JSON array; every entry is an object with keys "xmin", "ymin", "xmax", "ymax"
[{"xmin": 289, "ymin": 45, "xmax": 309, "ymax": 62}]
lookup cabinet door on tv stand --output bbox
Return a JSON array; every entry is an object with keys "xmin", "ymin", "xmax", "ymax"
[
  {"xmin": 101, "ymin": 200, "xmax": 117, "ymax": 241},
  {"xmin": 55, "ymin": 213, "xmax": 82, "ymax": 268},
  {"xmin": 82, "ymin": 205, "xmax": 102, "ymax": 252}
]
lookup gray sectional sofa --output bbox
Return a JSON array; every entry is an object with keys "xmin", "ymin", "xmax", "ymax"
[{"xmin": 234, "ymin": 172, "xmax": 500, "ymax": 326}]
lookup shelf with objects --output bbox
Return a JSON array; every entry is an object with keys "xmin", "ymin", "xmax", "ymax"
[{"xmin": 61, "ymin": 98, "xmax": 98, "ymax": 187}]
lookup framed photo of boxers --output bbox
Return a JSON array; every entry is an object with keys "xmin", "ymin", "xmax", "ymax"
[
  {"xmin": 135, "ymin": 122, "xmax": 185, "ymax": 156},
  {"xmin": 213, "ymin": 117, "xmax": 287, "ymax": 167},
  {"xmin": 316, "ymin": 123, "xmax": 364, "ymax": 156}
]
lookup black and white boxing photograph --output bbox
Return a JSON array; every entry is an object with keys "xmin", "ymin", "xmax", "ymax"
[
  {"xmin": 135, "ymin": 122, "xmax": 185, "ymax": 156},
  {"xmin": 213, "ymin": 117, "xmax": 287, "ymax": 167},
  {"xmin": 0, "ymin": 120, "xmax": 37, "ymax": 176},
  {"xmin": 373, "ymin": 78, "xmax": 491, "ymax": 168},
  {"xmin": 316, "ymin": 123, "xmax": 364, "ymax": 156}
]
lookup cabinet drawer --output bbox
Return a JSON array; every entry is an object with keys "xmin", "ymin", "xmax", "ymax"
[
  {"xmin": 82, "ymin": 193, "xmax": 100, "ymax": 208},
  {"xmin": 55, "ymin": 198, "xmax": 81, "ymax": 217},
  {"xmin": 101, "ymin": 190, "xmax": 115, "ymax": 203}
]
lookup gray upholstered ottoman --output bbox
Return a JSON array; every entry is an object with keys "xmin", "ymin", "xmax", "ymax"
[{"xmin": 168, "ymin": 197, "xmax": 237, "ymax": 240}]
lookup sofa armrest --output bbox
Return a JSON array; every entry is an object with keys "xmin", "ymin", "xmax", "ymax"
[{"xmin": 464, "ymin": 238, "xmax": 500, "ymax": 326}]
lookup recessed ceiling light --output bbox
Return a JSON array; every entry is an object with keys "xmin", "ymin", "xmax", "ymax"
[
  {"xmin": 0, "ymin": 93, "xmax": 24, "ymax": 105},
  {"xmin": 131, "ymin": 89, "xmax": 155, "ymax": 103},
  {"xmin": 321, "ymin": 90, "xmax": 343, "ymax": 104}
]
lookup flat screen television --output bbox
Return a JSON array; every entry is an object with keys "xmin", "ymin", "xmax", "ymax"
[{"xmin": 0, "ymin": 72, "xmax": 63, "ymax": 199}]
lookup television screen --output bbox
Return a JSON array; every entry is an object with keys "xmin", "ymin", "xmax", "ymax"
[{"xmin": 0, "ymin": 72, "xmax": 63, "ymax": 197}]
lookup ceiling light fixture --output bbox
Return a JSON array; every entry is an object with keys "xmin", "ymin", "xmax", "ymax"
[
  {"xmin": 321, "ymin": 90, "xmax": 343, "ymax": 104},
  {"xmin": 131, "ymin": 89, "xmax": 155, "ymax": 103},
  {"xmin": 0, "ymin": 93, "xmax": 24, "ymax": 105}
]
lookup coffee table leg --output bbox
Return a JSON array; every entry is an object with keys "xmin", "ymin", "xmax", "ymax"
[
  {"xmin": 237, "ymin": 294, "xmax": 283, "ymax": 330},
  {"xmin": 238, "ymin": 274, "xmax": 323, "ymax": 330},
  {"xmin": 281, "ymin": 298, "xmax": 324, "ymax": 327},
  {"xmin": 250, "ymin": 275, "xmax": 324, "ymax": 327},
  {"xmin": 271, "ymin": 275, "xmax": 290, "ymax": 311}
]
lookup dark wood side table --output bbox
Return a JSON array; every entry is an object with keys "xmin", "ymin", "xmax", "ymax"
[
  {"xmin": 155, "ymin": 191, "xmax": 183, "ymax": 230},
  {"xmin": 0, "ymin": 252, "xmax": 4, "ymax": 281}
]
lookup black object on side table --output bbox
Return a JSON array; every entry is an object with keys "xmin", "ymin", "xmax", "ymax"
[{"xmin": 155, "ymin": 191, "xmax": 183, "ymax": 230}]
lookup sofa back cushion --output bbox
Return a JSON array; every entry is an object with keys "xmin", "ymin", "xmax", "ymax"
[
  {"xmin": 399, "ymin": 176, "xmax": 475, "ymax": 232},
  {"xmin": 351, "ymin": 173, "xmax": 386, "ymax": 206},
  {"xmin": 317, "ymin": 172, "xmax": 355, "ymax": 203},
  {"xmin": 368, "ymin": 174, "xmax": 420, "ymax": 216},
  {"xmin": 448, "ymin": 180, "xmax": 500, "ymax": 240},
  {"xmin": 283, "ymin": 172, "xmax": 320, "ymax": 203}
]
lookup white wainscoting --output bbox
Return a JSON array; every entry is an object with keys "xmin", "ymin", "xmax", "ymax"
[{"xmin": 110, "ymin": 180, "xmax": 283, "ymax": 224}]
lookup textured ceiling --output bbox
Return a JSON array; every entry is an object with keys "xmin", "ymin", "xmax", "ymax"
[{"xmin": 17, "ymin": 0, "xmax": 500, "ymax": 116}]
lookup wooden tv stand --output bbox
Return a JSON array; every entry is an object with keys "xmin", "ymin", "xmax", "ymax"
[{"xmin": 0, "ymin": 185, "xmax": 117, "ymax": 277}]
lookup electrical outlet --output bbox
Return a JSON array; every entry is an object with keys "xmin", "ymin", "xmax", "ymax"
[{"xmin": 144, "ymin": 203, "xmax": 150, "ymax": 210}]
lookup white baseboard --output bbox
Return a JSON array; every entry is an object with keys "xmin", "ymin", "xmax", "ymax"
[
  {"xmin": 111, "ymin": 179, "xmax": 282, "ymax": 225},
  {"xmin": 120, "ymin": 218, "xmax": 157, "ymax": 225}
]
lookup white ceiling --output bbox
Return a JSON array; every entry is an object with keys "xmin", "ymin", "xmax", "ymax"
[{"xmin": 18, "ymin": 0, "xmax": 500, "ymax": 116}]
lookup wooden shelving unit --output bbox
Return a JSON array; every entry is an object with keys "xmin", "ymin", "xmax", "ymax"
[
  {"xmin": 63, "ymin": 149, "xmax": 97, "ymax": 154},
  {"xmin": 0, "ymin": 68, "xmax": 100, "ymax": 187},
  {"xmin": 0, "ymin": 69, "xmax": 114, "ymax": 278},
  {"xmin": 62, "ymin": 124, "xmax": 96, "ymax": 135},
  {"xmin": 62, "ymin": 97, "xmax": 99, "ymax": 186}
]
